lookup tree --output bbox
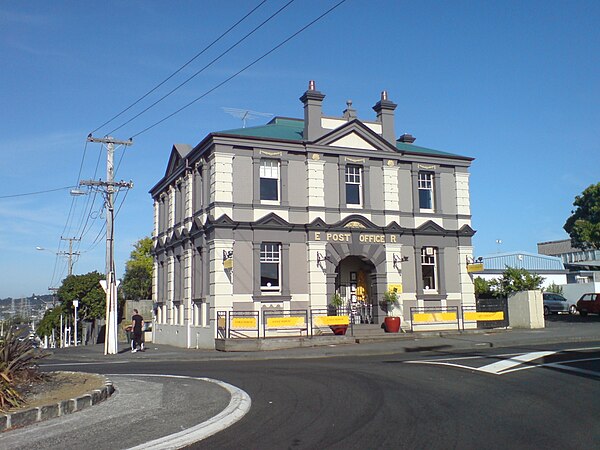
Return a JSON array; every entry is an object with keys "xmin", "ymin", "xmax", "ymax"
[
  {"xmin": 564, "ymin": 182, "xmax": 600, "ymax": 250},
  {"xmin": 57, "ymin": 271, "xmax": 106, "ymax": 320},
  {"xmin": 490, "ymin": 267, "xmax": 544, "ymax": 297},
  {"xmin": 121, "ymin": 237, "xmax": 153, "ymax": 300},
  {"xmin": 474, "ymin": 277, "xmax": 493, "ymax": 297},
  {"xmin": 36, "ymin": 305, "xmax": 65, "ymax": 338}
]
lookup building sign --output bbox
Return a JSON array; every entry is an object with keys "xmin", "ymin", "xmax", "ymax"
[
  {"xmin": 313, "ymin": 315, "xmax": 350, "ymax": 327},
  {"xmin": 231, "ymin": 317, "xmax": 258, "ymax": 329},
  {"xmin": 313, "ymin": 232, "xmax": 398, "ymax": 243},
  {"xmin": 463, "ymin": 311, "xmax": 504, "ymax": 321},
  {"xmin": 266, "ymin": 316, "xmax": 306, "ymax": 329},
  {"xmin": 467, "ymin": 263, "xmax": 484, "ymax": 273},
  {"xmin": 388, "ymin": 284, "xmax": 403, "ymax": 294}
]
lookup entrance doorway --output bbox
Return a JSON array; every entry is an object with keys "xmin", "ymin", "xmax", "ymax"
[{"xmin": 334, "ymin": 256, "xmax": 377, "ymax": 324}]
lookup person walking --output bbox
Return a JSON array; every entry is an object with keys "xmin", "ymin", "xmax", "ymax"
[{"xmin": 131, "ymin": 309, "xmax": 144, "ymax": 353}]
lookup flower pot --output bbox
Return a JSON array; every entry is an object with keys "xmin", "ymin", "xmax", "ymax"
[
  {"xmin": 384, "ymin": 316, "xmax": 401, "ymax": 333},
  {"xmin": 330, "ymin": 325, "xmax": 348, "ymax": 335}
]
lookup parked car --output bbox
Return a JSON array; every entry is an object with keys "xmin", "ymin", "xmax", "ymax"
[
  {"xmin": 576, "ymin": 293, "xmax": 600, "ymax": 316},
  {"xmin": 543, "ymin": 292, "xmax": 572, "ymax": 315}
]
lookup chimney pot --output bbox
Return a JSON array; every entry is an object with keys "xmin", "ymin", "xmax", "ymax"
[
  {"xmin": 381, "ymin": 90, "xmax": 388, "ymax": 101},
  {"xmin": 309, "ymin": 80, "xmax": 316, "ymax": 91},
  {"xmin": 399, "ymin": 133, "xmax": 416, "ymax": 144}
]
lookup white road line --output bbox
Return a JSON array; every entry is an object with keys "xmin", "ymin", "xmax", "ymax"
[
  {"xmin": 501, "ymin": 356, "xmax": 600, "ymax": 375},
  {"xmin": 477, "ymin": 351, "xmax": 556, "ymax": 374},
  {"xmin": 111, "ymin": 374, "xmax": 251, "ymax": 450},
  {"xmin": 41, "ymin": 361, "xmax": 130, "ymax": 366}
]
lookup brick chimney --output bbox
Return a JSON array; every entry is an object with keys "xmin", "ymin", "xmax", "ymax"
[
  {"xmin": 372, "ymin": 90, "xmax": 397, "ymax": 145},
  {"xmin": 299, "ymin": 80, "xmax": 325, "ymax": 141}
]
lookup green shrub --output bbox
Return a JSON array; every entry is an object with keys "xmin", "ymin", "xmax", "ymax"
[
  {"xmin": 545, "ymin": 282, "xmax": 564, "ymax": 294},
  {"xmin": 0, "ymin": 328, "xmax": 46, "ymax": 411}
]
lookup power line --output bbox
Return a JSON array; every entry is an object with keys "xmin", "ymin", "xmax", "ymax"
[
  {"xmin": 91, "ymin": 0, "xmax": 268, "ymax": 135},
  {"xmin": 131, "ymin": 0, "xmax": 347, "ymax": 139},
  {"xmin": 0, "ymin": 186, "xmax": 76, "ymax": 199},
  {"xmin": 108, "ymin": 0, "xmax": 296, "ymax": 136}
]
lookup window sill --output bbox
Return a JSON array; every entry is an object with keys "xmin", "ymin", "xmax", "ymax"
[
  {"xmin": 253, "ymin": 294, "xmax": 291, "ymax": 302},
  {"xmin": 260, "ymin": 200, "xmax": 280, "ymax": 206}
]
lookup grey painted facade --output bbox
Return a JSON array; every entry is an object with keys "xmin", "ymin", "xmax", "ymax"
[{"xmin": 149, "ymin": 82, "xmax": 476, "ymax": 348}]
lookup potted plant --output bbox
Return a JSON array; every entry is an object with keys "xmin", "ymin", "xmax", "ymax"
[
  {"xmin": 381, "ymin": 288, "xmax": 401, "ymax": 333},
  {"xmin": 328, "ymin": 292, "xmax": 348, "ymax": 335}
]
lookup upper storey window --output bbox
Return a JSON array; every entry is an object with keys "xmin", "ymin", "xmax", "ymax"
[
  {"xmin": 418, "ymin": 171, "xmax": 434, "ymax": 211},
  {"xmin": 345, "ymin": 164, "xmax": 362, "ymax": 207},
  {"xmin": 260, "ymin": 159, "xmax": 280, "ymax": 202}
]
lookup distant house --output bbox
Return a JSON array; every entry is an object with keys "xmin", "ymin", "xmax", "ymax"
[
  {"xmin": 470, "ymin": 251, "xmax": 567, "ymax": 288},
  {"xmin": 538, "ymin": 239, "xmax": 600, "ymax": 283}
]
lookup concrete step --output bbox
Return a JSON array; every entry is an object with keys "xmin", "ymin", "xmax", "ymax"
[{"xmin": 349, "ymin": 323, "xmax": 409, "ymax": 338}]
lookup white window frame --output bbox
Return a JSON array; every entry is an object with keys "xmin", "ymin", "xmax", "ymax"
[
  {"xmin": 345, "ymin": 164, "xmax": 362, "ymax": 207},
  {"xmin": 418, "ymin": 171, "xmax": 434, "ymax": 212},
  {"xmin": 259, "ymin": 159, "xmax": 280, "ymax": 204},
  {"xmin": 421, "ymin": 247, "xmax": 438, "ymax": 292},
  {"xmin": 260, "ymin": 242, "xmax": 281, "ymax": 293}
]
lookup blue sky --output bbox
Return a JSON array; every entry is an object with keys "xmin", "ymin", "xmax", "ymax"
[{"xmin": 1, "ymin": 0, "xmax": 599, "ymax": 299}]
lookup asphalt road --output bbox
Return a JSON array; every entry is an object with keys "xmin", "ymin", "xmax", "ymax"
[
  {"xmin": 18, "ymin": 340, "xmax": 600, "ymax": 450},
  {"xmin": 6, "ymin": 319, "xmax": 600, "ymax": 449},
  {"xmin": 178, "ymin": 343, "xmax": 600, "ymax": 449}
]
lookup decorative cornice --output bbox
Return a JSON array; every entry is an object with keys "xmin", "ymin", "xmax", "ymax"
[{"xmin": 260, "ymin": 150, "xmax": 283, "ymax": 157}]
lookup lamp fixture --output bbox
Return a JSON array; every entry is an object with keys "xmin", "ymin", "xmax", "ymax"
[
  {"xmin": 393, "ymin": 253, "xmax": 409, "ymax": 269},
  {"xmin": 466, "ymin": 256, "xmax": 483, "ymax": 265},
  {"xmin": 316, "ymin": 251, "xmax": 332, "ymax": 267}
]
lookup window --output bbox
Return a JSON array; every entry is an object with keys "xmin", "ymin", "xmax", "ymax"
[
  {"xmin": 421, "ymin": 247, "xmax": 437, "ymax": 291},
  {"xmin": 260, "ymin": 243, "xmax": 280, "ymax": 292},
  {"xmin": 345, "ymin": 165, "xmax": 362, "ymax": 206},
  {"xmin": 418, "ymin": 171, "xmax": 434, "ymax": 210},
  {"xmin": 260, "ymin": 159, "xmax": 279, "ymax": 201}
]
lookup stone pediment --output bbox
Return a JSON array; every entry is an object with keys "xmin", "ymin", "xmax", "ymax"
[
  {"xmin": 416, "ymin": 220, "xmax": 447, "ymax": 235},
  {"xmin": 335, "ymin": 215, "xmax": 379, "ymax": 231},
  {"xmin": 164, "ymin": 144, "xmax": 192, "ymax": 178},
  {"xmin": 314, "ymin": 120, "xmax": 397, "ymax": 152},
  {"xmin": 306, "ymin": 217, "xmax": 328, "ymax": 230},
  {"xmin": 205, "ymin": 214, "xmax": 236, "ymax": 230},
  {"xmin": 253, "ymin": 213, "xmax": 291, "ymax": 229},
  {"xmin": 459, "ymin": 224, "xmax": 476, "ymax": 237},
  {"xmin": 385, "ymin": 221, "xmax": 404, "ymax": 234}
]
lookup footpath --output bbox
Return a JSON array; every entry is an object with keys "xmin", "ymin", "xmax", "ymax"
[{"xmin": 3, "ymin": 318, "xmax": 600, "ymax": 449}]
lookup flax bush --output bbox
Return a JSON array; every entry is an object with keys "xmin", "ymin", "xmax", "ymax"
[{"xmin": 0, "ymin": 327, "xmax": 46, "ymax": 411}]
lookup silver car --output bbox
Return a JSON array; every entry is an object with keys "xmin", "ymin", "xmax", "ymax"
[{"xmin": 543, "ymin": 292, "xmax": 572, "ymax": 315}]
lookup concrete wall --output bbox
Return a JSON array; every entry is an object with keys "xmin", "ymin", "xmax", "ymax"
[
  {"xmin": 508, "ymin": 290, "xmax": 544, "ymax": 329},
  {"xmin": 152, "ymin": 324, "xmax": 215, "ymax": 349},
  {"xmin": 560, "ymin": 282, "xmax": 600, "ymax": 305}
]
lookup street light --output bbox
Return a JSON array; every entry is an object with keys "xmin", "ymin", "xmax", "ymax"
[{"xmin": 72, "ymin": 300, "xmax": 79, "ymax": 347}]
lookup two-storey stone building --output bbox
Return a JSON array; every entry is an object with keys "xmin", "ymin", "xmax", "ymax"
[{"xmin": 150, "ymin": 82, "xmax": 476, "ymax": 348}]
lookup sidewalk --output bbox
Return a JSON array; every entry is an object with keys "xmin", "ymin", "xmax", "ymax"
[{"xmin": 45, "ymin": 317, "xmax": 600, "ymax": 363}]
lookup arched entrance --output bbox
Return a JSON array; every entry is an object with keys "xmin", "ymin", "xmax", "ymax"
[{"xmin": 334, "ymin": 256, "xmax": 377, "ymax": 324}]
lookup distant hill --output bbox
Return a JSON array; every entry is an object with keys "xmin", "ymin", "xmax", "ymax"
[{"xmin": 0, "ymin": 295, "xmax": 54, "ymax": 306}]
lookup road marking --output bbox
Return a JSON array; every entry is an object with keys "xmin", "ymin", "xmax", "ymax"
[
  {"xmin": 111, "ymin": 374, "xmax": 251, "ymax": 450},
  {"xmin": 406, "ymin": 350, "xmax": 600, "ymax": 377},
  {"xmin": 41, "ymin": 361, "xmax": 130, "ymax": 366},
  {"xmin": 477, "ymin": 351, "xmax": 556, "ymax": 374}
]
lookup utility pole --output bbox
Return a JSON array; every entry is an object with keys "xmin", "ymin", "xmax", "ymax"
[
  {"xmin": 81, "ymin": 135, "xmax": 133, "ymax": 355},
  {"xmin": 59, "ymin": 237, "xmax": 81, "ymax": 276}
]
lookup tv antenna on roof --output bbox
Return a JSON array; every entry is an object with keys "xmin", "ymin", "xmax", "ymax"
[{"xmin": 222, "ymin": 107, "xmax": 273, "ymax": 128}]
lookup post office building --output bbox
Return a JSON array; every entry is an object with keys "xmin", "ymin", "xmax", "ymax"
[{"xmin": 149, "ymin": 82, "xmax": 476, "ymax": 348}]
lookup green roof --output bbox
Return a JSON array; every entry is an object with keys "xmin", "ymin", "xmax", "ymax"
[
  {"xmin": 217, "ymin": 117, "xmax": 304, "ymax": 141},
  {"xmin": 217, "ymin": 117, "xmax": 466, "ymax": 158},
  {"xmin": 395, "ymin": 141, "xmax": 461, "ymax": 157}
]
